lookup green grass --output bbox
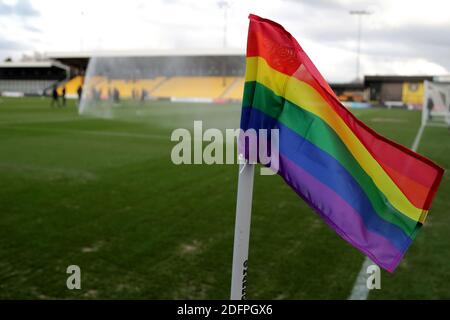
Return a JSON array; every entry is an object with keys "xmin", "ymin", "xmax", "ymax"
[{"xmin": 0, "ymin": 97, "xmax": 448, "ymax": 299}]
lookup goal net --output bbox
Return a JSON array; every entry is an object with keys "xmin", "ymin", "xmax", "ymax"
[{"xmin": 422, "ymin": 80, "xmax": 450, "ymax": 127}]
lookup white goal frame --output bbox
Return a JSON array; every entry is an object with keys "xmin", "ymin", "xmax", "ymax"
[{"xmin": 422, "ymin": 80, "xmax": 450, "ymax": 127}]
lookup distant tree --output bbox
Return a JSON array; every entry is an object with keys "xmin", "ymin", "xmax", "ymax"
[{"xmin": 4, "ymin": 57, "xmax": 12, "ymax": 62}]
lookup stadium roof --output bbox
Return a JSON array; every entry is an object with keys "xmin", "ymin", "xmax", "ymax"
[
  {"xmin": 0, "ymin": 61, "xmax": 62, "ymax": 68},
  {"xmin": 365, "ymin": 75, "xmax": 434, "ymax": 83},
  {"xmin": 47, "ymin": 48, "xmax": 244, "ymax": 59},
  {"xmin": 46, "ymin": 48, "xmax": 245, "ymax": 70}
]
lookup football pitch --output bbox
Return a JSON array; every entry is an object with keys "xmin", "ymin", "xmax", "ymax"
[{"xmin": 0, "ymin": 97, "xmax": 448, "ymax": 299}]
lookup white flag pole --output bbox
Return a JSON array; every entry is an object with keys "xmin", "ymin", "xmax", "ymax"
[{"xmin": 230, "ymin": 162, "xmax": 255, "ymax": 300}]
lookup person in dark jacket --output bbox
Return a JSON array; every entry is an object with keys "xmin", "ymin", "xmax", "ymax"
[
  {"xmin": 51, "ymin": 85, "xmax": 60, "ymax": 107},
  {"xmin": 77, "ymin": 85, "xmax": 83, "ymax": 106},
  {"xmin": 61, "ymin": 86, "xmax": 67, "ymax": 107}
]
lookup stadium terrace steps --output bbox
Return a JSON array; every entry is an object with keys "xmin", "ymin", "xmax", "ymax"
[{"xmin": 221, "ymin": 77, "xmax": 244, "ymax": 100}]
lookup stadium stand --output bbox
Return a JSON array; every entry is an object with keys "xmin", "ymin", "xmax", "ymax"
[
  {"xmin": 0, "ymin": 61, "xmax": 67, "ymax": 96},
  {"xmin": 0, "ymin": 80, "xmax": 56, "ymax": 96},
  {"xmin": 1, "ymin": 50, "xmax": 443, "ymax": 106},
  {"xmin": 80, "ymin": 76, "xmax": 239, "ymax": 101},
  {"xmin": 47, "ymin": 49, "xmax": 247, "ymax": 102},
  {"xmin": 47, "ymin": 50, "xmax": 443, "ymax": 105}
]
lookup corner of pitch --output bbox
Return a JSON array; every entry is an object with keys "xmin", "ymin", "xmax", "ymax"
[{"xmin": 170, "ymin": 120, "xmax": 279, "ymax": 175}]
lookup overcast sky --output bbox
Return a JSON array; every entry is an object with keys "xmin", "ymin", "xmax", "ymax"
[{"xmin": 0, "ymin": 0, "xmax": 449, "ymax": 82}]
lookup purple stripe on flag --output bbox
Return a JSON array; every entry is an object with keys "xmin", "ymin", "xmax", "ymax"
[{"xmin": 278, "ymin": 154, "xmax": 409, "ymax": 272}]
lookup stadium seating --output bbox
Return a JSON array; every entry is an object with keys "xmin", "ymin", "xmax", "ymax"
[
  {"xmin": 79, "ymin": 76, "xmax": 245, "ymax": 101},
  {"xmin": 152, "ymin": 76, "xmax": 236, "ymax": 99},
  {"xmin": 82, "ymin": 77, "xmax": 166, "ymax": 100}
]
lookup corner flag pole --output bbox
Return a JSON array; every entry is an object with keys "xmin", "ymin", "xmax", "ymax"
[{"xmin": 230, "ymin": 162, "xmax": 255, "ymax": 300}]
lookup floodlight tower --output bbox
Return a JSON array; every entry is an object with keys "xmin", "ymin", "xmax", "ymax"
[
  {"xmin": 218, "ymin": 0, "xmax": 230, "ymax": 48},
  {"xmin": 349, "ymin": 10, "xmax": 372, "ymax": 82},
  {"xmin": 80, "ymin": 10, "xmax": 85, "ymax": 52},
  {"xmin": 218, "ymin": 0, "xmax": 230, "ymax": 86}
]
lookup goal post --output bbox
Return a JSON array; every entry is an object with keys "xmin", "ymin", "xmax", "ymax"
[{"xmin": 422, "ymin": 80, "xmax": 450, "ymax": 127}]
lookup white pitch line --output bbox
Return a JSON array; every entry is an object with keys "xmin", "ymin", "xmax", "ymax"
[
  {"xmin": 411, "ymin": 125, "xmax": 425, "ymax": 153},
  {"xmin": 348, "ymin": 258, "xmax": 375, "ymax": 300},
  {"xmin": 348, "ymin": 123, "xmax": 425, "ymax": 300}
]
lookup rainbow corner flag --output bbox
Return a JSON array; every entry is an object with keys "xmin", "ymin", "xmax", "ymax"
[{"xmin": 241, "ymin": 14, "xmax": 444, "ymax": 272}]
